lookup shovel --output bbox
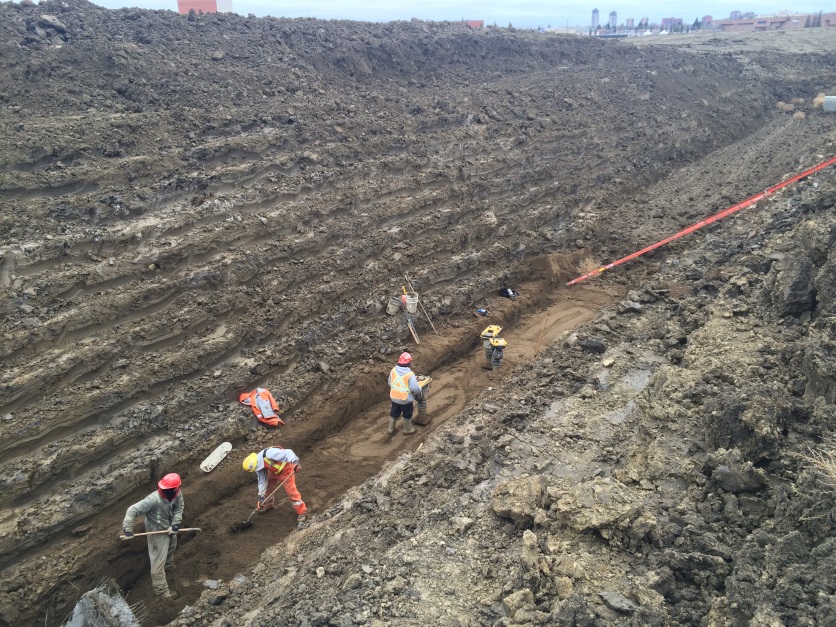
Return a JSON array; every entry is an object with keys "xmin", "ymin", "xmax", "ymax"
[
  {"xmin": 231, "ymin": 470, "xmax": 296, "ymax": 532},
  {"xmin": 120, "ymin": 528, "xmax": 200, "ymax": 540}
]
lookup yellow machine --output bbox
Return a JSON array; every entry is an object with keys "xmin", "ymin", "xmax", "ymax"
[
  {"xmin": 480, "ymin": 325, "xmax": 503, "ymax": 339},
  {"xmin": 481, "ymin": 326, "xmax": 507, "ymax": 370}
]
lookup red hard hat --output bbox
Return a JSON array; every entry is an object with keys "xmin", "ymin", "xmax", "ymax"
[
  {"xmin": 158, "ymin": 473, "xmax": 181, "ymax": 490},
  {"xmin": 397, "ymin": 352, "xmax": 412, "ymax": 365}
]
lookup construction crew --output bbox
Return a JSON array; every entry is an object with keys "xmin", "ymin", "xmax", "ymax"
[
  {"xmin": 243, "ymin": 447, "xmax": 307, "ymax": 525},
  {"xmin": 388, "ymin": 352, "xmax": 425, "ymax": 435},
  {"xmin": 239, "ymin": 387, "xmax": 284, "ymax": 427},
  {"xmin": 121, "ymin": 473, "xmax": 184, "ymax": 600}
]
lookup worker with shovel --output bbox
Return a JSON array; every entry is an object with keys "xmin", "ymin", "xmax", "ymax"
[
  {"xmin": 243, "ymin": 447, "xmax": 307, "ymax": 525},
  {"xmin": 121, "ymin": 473, "xmax": 185, "ymax": 600},
  {"xmin": 388, "ymin": 352, "xmax": 425, "ymax": 435}
]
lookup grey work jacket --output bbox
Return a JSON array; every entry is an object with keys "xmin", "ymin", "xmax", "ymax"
[{"xmin": 123, "ymin": 490, "xmax": 184, "ymax": 533}]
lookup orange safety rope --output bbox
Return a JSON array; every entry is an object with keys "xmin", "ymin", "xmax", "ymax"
[{"xmin": 566, "ymin": 155, "xmax": 836, "ymax": 287}]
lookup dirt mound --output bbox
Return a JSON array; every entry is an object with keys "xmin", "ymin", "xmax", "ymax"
[{"xmin": 1, "ymin": 1, "xmax": 835, "ymax": 624}]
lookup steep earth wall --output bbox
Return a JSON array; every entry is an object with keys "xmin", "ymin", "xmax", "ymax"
[{"xmin": 0, "ymin": 1, "xmax": 835, "ymax": 624}]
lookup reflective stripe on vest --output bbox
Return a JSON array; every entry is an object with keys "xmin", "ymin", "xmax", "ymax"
[
  {"xmin": 261, "ymin": 447, "xmax": 287, "ymax": 474},
  {"xmin": 389, "ymin": 369, "xmax": 412, "ymax": 402},
  {"xmin": 263, "ymin": 456, "xmax": 287, "ymax": 474}
]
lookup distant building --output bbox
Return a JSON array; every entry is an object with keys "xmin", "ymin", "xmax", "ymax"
[
  {"xmin": 592, "ymin": 8, "xmax": 599, "ymax": 29},
  {"xmin": 714, "ymin": 11, "xmax": 835, "ymax": 31},
  {"xmin": 465, "ymin": 20, "xmax": 484, "ymax": 28},
  {"xmin": 177, "ymin": 0, "xmax": 230, "ymax": 13},
  {"xmin": 608, "ymin": 10, "xmax": 617, "ymax": 28},
  {"xmin": 729, "ymin": 10, "xmax": 742, "ymax": 19},
  {"xmin": 626, "ymin": 17, "xmax": 634, "ymax": 28},
  {"xmin": 702, "ymin": 15, "xmax": 713, "ymax": 25},
  {"xmin": 661, "ymin": 17, "xmax": 683, "ymax": 29}
]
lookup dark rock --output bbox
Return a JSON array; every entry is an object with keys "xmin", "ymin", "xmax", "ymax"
[{"xmin": 578, "ymin": 337, "xmax": 606, "ymax": 353}]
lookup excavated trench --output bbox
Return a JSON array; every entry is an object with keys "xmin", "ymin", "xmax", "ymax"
[
  {"xmin": 2, "ymin": 4, "xmax": 836, "ymax": 625},
  {"xmin": 39, "ymin": 274, "xmax": 625, "ymax": 626}
]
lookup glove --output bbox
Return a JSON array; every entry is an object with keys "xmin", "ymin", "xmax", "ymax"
[
  {"xmin": 293, "ymin": 464, "xmax": 302, "ymax": 474},
  {"xmin": 122, "ymin": 530, "xmax": 134, "ymax": 539},
  {"xmin": 170, "ymin": 524, "xmax": 181, "ymax": 534}
]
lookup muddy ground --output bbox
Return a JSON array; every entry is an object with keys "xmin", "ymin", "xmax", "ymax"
[{"xmin": 0, "ymin": 1, "xmax": 835, "ymax": 625}]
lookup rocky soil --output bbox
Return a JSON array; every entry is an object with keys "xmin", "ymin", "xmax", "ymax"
[{"xmin": 0, "ymin": 1, "xmax": 835, "ymax": 624}]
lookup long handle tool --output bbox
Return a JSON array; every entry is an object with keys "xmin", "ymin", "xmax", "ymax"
[
  {"xmin": 402, "ymin": 285, "xmax": 421, "ymax": 344},
  {"xmin": 120, "ymin": 528, "xmax": 201, "ymax": 540},
  {"xmin": 403, "ymin": 274, "xmax": 439, "ymax": 335},
  {"xmin": 232, "ymin": 470, "xmax": 297, "ymax": 532}
]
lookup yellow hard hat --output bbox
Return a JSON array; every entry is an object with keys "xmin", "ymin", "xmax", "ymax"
[{"xmin": 243, "ymin": 452, "xmax": 259, "ymax": 472}]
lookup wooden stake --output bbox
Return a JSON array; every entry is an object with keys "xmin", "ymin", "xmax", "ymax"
[{"xmin": 403, "ymin": 274, "xmax": 439, "ymax": 335}]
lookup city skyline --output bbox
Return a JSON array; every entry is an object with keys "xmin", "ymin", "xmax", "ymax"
[{"xmin": 87, "ymin": 0, "xmax": 832, "ymax": 29}]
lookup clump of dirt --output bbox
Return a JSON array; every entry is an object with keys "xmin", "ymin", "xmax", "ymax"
[{"xmin": 1, "ymin": 0, "xmax": 836, "ymax": 624}]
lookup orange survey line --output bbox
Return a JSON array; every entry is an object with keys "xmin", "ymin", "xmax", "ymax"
[{"xmin": 566, "ymin": 155, "xmax": 836, "ymax": 287}]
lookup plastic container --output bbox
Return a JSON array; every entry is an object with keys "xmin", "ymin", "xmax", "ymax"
[
  {"xmin": 404, "ymin": 292, "xmax": 419, "ymax": 314},
  {"xmin": 386, "ymin": 297, "xmax": 402, "ymax": 316}
]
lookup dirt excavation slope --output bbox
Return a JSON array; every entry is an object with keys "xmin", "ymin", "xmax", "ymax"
[
  {"xmin": 178, "ymin": 152, "xmax": 836, "ymax": 623},
  {"xmin": 0, "ymin": 1, "xmax": 835, "ymax": 623}
]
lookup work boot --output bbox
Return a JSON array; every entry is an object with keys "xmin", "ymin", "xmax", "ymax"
[
  {"xmin": 388, "ymin": 417, "xmax": 397, "ymax": 435},
  {"xmin": 297, "ymin": 514, "xmax": 307, "ymax": 526},
  {"xmin": 403, "ymin": 419, "xmax": 415, "ymax": 435},
  {"xmin": 161, "ymin": 590, "xmax": 179, "ymax": 600}
]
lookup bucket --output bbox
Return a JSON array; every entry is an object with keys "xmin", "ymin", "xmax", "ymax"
[
  {"xmin": 403, "ymin": 292, "xmax": 419, "ymax": 314},
  {"xmin": 386, "ymin": 297, "xmax": 402, "ymax": 316}
]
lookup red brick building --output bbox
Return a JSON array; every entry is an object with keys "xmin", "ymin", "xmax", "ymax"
[
  {"xmin": 714, "ymin": 12, "xmax": 835, "ymax": 31},
  {"xmin": 177, "ymin": 0, "xmax": 231, "ymax": 14}
]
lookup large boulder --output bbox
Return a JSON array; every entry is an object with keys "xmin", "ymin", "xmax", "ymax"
[
  {"xmin": 491, "ymin": 475, "xmax": 547, "ymax": 526},
  {"xmin": 551, "ymin": 477, "xmax": 643, "ymax": 537}
]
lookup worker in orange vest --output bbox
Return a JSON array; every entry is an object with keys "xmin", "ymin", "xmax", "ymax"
[
  {"xmin": 239, "ymin": 388, "xmax": 285, "ymax": 427},
  {"xmin": 243, "ymin": 447, "xmax": 307, "ymax": 525},
  {"xmin": 388, "ymin": 352, "xmax": 425, "ymax": 435}
]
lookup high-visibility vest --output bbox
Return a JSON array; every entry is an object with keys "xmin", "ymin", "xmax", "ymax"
[
  {"xmin": 261, "ymin": 448, "xmax": 287, "ymax": 475},
  {"xmin": 240, "ymin": 388, "xmax": 279, "ymax": 420},
  {"xmin": 389, "ymin": 368, "xmax": 412, "ymax": 402}
]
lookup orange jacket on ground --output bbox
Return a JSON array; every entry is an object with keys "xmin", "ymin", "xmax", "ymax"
[{"xmin": 239, "ymin": 388, "xmax": 284, "ymax": 426}]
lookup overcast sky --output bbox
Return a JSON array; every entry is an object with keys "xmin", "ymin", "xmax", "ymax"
[{"xmin": 90, "ymin": 0, "xmax": 826, "ymax": 29}]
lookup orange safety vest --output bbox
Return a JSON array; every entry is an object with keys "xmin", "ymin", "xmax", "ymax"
[
  {"xmin": 389, "ymin": 368, "xmax": 413, "ymax": 402},
  {"xmin": 262, "ymin": 448, "xmax": 287, "ymax": 475},
  {"xmin": 239, "ymin": 388, "xmax": 284, "ymax": 426}
]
